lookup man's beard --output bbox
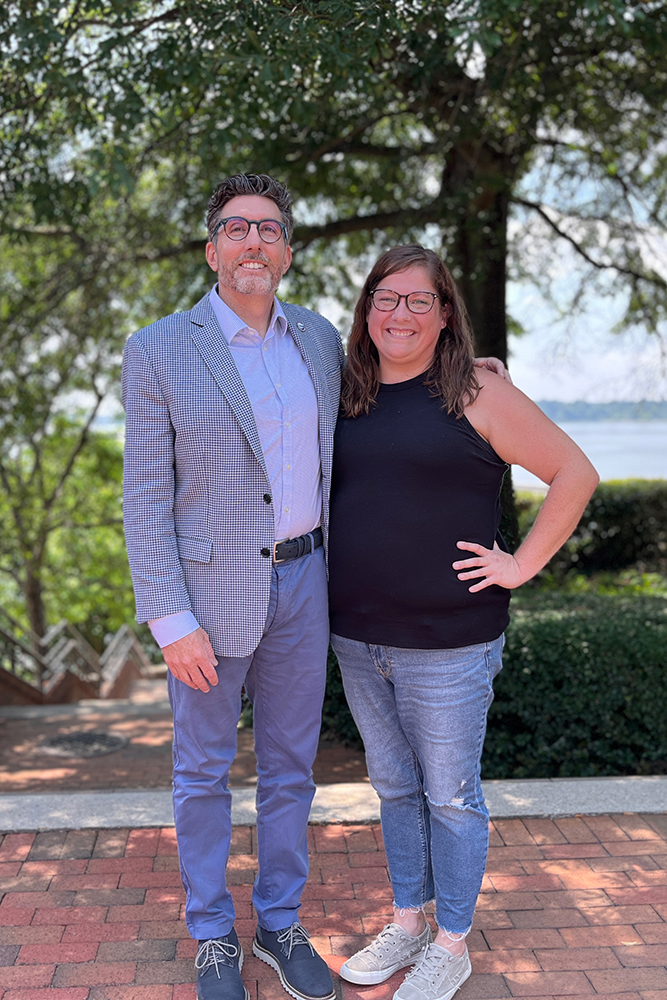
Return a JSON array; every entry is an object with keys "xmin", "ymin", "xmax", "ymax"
[{"xmin": 219, "ymin": 251, "xmax": 283, "ymax": 296}]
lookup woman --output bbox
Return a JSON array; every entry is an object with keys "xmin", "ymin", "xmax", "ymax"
[{"xmin": 329, "ymin": 245, "xmax": 598, "ymax": 1000}]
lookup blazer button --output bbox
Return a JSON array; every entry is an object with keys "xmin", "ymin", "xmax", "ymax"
[
  {"xmin": 263, "ymin": 494, "xmax": 272, "ymax": 504},
  {"xmin": 260, "ymin": 547, "xmax": 271, "ymax": 558}
]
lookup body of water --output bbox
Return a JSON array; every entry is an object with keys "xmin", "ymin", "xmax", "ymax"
[{"xmin": 513, "ymin": 420, "xmax": 667, "ymax": 489}]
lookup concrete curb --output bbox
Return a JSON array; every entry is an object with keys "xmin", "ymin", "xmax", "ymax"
[{"xmin": 2, "ymin": 775, "xmax": 667, "ymax": 832}]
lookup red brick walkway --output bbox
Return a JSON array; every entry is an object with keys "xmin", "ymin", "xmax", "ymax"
[
  {"xmin": 0, "ymin": 715, "xmax": 368, "ymax": 793},
  {"xmin": 1, "ymin": 814, "xmax": 667, "ymax": 999}
]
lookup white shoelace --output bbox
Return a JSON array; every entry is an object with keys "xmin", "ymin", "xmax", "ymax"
[
  {"xmin": 360, "ymin": 923, "xmax": 412, "ymax": 959},
  {"xmin": 277, "ymin": 922, "xmax": 315, "ymax": 959},
  {"xmin": 406, "ymin": 945, "xmax": 458, "ymax": 989},
  {"xmin": 195, "ymin": 938, "xmax": 239, "ymax": 977}
]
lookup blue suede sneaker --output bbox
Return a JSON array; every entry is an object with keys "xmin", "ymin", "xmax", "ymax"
[
  {"xmin": 195, "ymin": 929, "xmax": 249, "ymax": 1000},
  {"xmin": 253, "ymin": 922, "xmax": 335, "ymax": 1000}
]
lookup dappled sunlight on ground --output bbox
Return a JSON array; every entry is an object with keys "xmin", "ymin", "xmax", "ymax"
[{"xmin": 0, "ymin": 679, "xmax": 369, "ymax": 794}]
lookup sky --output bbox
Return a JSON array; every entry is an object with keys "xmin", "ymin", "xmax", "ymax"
[
  {"xmin": 507, "ymin": 291, "xmax": 667, "ymax": 404},
  {"xmin": 503, "ymin": 193, "xmax": 667, "ymax": 404}
]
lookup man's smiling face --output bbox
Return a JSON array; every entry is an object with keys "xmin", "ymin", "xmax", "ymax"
[{"xmin": 206, "ymin": 194, "xmax": 292, "ymax": 299}]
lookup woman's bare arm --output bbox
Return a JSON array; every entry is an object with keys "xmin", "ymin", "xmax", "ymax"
[{"xmin": 454, "ymin": 371, "xmax": 599, "ymax": 591}]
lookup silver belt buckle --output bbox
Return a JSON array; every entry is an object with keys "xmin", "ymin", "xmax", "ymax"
[{"xmin": 273, "ymin": 539, "xmax": 287, "ymax": 563}]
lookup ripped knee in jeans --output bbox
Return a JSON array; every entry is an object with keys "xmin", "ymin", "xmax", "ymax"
[{"xmin": 425, "ymin": 777, "xmax": 471, "ymax": 810}]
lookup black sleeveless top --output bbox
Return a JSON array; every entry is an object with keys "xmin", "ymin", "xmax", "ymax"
[{"xmin": 328, "ymin": 375, "xmax": 511, "ymax": 649}]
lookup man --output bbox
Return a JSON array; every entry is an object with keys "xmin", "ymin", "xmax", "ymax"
[
  {"xmin": 123, "ymin": 173, "xmax": 341, "ymax": 1000},
  {"xmin": 122, "ymin": 173, "xmax": 507, "ymax": 1000}
]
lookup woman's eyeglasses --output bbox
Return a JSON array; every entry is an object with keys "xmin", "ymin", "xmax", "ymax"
[{"xmin": 370, "ymin": 289, "xmax": 439, "ymax": 314}]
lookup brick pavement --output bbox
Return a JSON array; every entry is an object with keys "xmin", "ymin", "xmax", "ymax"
[
  {"xmin": 0, "ymin": 711, "xmax": 176, "ymax": 793},
  {"xmin": 0, "ymin": 722, "xmax": 367, "ymax": 793},
  {"xmin": 0, "ymin": 693, "xmax": 367, "ymax": 794},
  {"xmin": 1, "ymin": 813, "xmax": 667, "ymax": 998}
]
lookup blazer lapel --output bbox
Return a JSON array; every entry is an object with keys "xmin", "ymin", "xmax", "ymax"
[{"xmin": 188, "ymin": 297, "xmax": 269, "ymax": 479}]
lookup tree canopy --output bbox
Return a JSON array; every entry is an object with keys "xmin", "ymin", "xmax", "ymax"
[{"xmin": 3, "ymin": 0, "xmax": 666, "ymax": 352}]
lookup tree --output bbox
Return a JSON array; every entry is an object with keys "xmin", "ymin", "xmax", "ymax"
[
  {"xmin": 1, "ymin": 0, "xmax": 666, "ymax": 624},
  {"xmin": 0, "ymin": 411, "xmax": 128, "ymax": 641},
  {"xmin": 3, "ymin": 1, "xmax": 665, "ymax": 359}
]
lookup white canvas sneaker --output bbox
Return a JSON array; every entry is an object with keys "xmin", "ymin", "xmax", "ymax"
[
  {"xmin": 339, "ymin": 922, "xmax": 432, "ymax": 985},
  {"xmin": 393, "ymin": 942, "xmax": 472, "ymax": 1000}
]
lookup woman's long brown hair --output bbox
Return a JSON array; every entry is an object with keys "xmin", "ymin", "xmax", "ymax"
[{"xmin": 340, "ymin": 245, "xmax": 480, "ymax": 418}]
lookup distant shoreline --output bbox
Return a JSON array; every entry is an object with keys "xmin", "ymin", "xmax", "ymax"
[
  {"xmin": 93, "ymin": 401, "xmax": 667, "ymax": 431},
  {"xmin": 537, "ymin": 401, "xmax": 667, "ymax": 422}
]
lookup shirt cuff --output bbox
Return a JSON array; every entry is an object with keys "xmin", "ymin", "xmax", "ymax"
[{"xmin": 148, "ymin": 611, "xmax": 200, "ymax": 648}]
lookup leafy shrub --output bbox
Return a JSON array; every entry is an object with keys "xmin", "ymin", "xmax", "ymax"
[
  {"xmin": 324, "ymin": 593, "xmax": 667, "ymax": 777},
  {"xmin": 519, "ymin": 480, "xmax": 667, "ymax": 576},
  {"xmin": 322, "ymin": 644, "xmax": 362, "ymax": 747},
  {"xmin": 483, "ymin": 592, "xmax": 667, "ymax": 778}
]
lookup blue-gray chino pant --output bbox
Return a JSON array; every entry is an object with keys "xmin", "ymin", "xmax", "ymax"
[{"xmin": 168, "ymin": 547, "xmax": 329, "ymax": 940}]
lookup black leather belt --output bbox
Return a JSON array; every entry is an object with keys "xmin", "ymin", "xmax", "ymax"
[{"xmin": 273, "ymin": 526, "xmax": 323, "ymax": 564}]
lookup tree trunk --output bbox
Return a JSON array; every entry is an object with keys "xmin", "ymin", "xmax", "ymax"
[
  {"xmin": 442, "ymin": 143, "xmax": 520, "ymax": 550},
  {"xmin": 23, "ymin": 564, "xmax": 48, "ymax": 644},
  {"xmin": 443, "ymin": 142, "xmax": 512, "ymax": 363}
]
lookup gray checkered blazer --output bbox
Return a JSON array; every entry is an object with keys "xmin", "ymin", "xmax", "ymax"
[{"xmin": 122, "ymin": 292, "xmax": 345, "ymax": 657}]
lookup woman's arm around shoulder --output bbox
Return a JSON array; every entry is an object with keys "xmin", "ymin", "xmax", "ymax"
[{"xmin": 454, "ymin": 370, "xmax": 600, "ymax": 591}]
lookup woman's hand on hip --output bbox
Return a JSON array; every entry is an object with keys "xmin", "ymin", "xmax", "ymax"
[{"xmin": 453, "ymin": 540, "xmax": 525, "ymax": 591}]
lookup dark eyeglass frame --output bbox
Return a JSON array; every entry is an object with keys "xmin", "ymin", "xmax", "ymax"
[
  {"xmin": 211, "ymin": 216, "xmax": 288, "ymax": 244},
  {"xmin": 370, "ymin": 288, "xmax": 440, "ymax": 314}
]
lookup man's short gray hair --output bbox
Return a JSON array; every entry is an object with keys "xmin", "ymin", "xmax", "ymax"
[{"xmin": 206, "ymin": 173, "xmax": 294, "ymax": 243}]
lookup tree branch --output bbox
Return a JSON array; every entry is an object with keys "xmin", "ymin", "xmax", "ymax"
[
  {"xmin": 5, "ymin": 226, "xmax": 87, "ymax": 249},
  {"xmin": 293, "ymin": 204, "xmax": 441, "ymax": 250},
  {"xmin": 0, "ymin": 455, "xmax": 29, "ymax": 537},
  {"xmin": 318, "ymin": 140, "xmax": 440, "ymax": 160},
  {"xmin": 305, "ymin": 117, "xmax": 386, "ymax": 163},
  {"xmin": 132, "ymin": 238, "xmax": 207, "ymax": 261},
  {"xmin": 42, "ymin": 392, "xmax": 104, "ymax": 517},
  {"xmin": 513, "ymin": 197, "xmax": 667, "ymax": 288},
  {"xmin": 61, "ymin": 7, "xmax": 182, "ymax": 34}
]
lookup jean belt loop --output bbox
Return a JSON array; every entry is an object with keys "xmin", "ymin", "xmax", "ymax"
[{"xmin": 307, "ymin": 531, "xmax": 315, "ymax": 555}]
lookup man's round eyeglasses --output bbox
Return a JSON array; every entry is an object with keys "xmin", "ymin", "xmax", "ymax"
[
  {"xmin": 370, "ymin": 289, "xmax": 440, "ymax": 314},
  {"xmin": 211, "ymin": 216, "xmax": 288, "ymax": 244}
]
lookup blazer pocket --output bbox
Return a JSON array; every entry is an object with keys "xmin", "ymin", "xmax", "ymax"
[{"xmin": 176, "ymin": 535, "xmax": 213, "ymax": 563}]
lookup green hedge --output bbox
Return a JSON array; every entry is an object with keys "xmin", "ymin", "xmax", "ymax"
[
  {"xmin": 519, "ymin": 480, "xmax": 667, "ymax": 576},
  {"xmin": 323, "ymin": 593, "xmax": 667, "ymax": 778},
  {"xmin": 483, "ymin": 592, "xmax": 667, "ymax": 778},
  {"xmin": 322, "ymin": 644, "xmax": 362, "ymax": 747}
]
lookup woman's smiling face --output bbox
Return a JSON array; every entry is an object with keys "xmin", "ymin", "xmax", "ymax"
[{"xmin": 367, "ymin": 265, "xmax": 450, "ymax": 383}]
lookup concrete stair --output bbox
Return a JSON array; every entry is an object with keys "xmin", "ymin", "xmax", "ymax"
[{"xmin": 0, "ymin": 607, "xmax": 155, "ymax": 705}]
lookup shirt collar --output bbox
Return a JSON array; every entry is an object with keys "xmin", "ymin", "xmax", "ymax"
[{"xmin": 209, "ymin": 285, "xmax": 287, "ymax": 345}]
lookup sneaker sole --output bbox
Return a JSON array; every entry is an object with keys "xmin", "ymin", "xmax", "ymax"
[
  {"xmin": 339, "ymin": 951, "xmax": 426, "ymax": 985},
  {"xmin": 196, "ymin": 945, "xmax": 250, "ymax": 1000},
  {"xmin": 252, "ymin": 938, "xmax": 335, "ymax": 1000}
]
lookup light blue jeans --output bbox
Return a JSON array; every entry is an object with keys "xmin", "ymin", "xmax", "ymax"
[
  {"xmin": 330, "ymin": 634, "xmax": 504, "ymax": 934},
  {"xmin": 169, "ymin": 547, "xmax": 329, "ymax": 940}
]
